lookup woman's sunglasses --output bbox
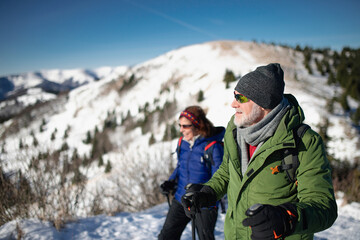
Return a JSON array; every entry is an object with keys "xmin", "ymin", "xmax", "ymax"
[
  {"xmin": 178, "ymin": 124, "xmax": 192, "ymax": 129},
  {"xmin": 234, "ymin": 91, "xmax": 249, "ymax": 103}
]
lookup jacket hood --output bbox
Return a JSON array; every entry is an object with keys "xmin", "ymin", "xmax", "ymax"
[
  {"xmin": 192, "ymin": 126, "xmax": 226, "ymax": 145},
  {"xmin": 281, "ymin": 94, "xmax": 305, "ymax": 130},
  {"xmin": 210, "ymin": 126, "xmax": 226, "ymax": 141}
]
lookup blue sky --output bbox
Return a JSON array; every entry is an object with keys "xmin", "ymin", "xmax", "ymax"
[{"xmin": 0, "ymin": 0, "xmax": 359, "ymax": 76}]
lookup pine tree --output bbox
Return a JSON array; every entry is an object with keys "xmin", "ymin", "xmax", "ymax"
[
  {"xmin": 318, "ymin": 118, "xmax": 331, "ymax": 146},
  {"xmin": 51, "ymin": 132, "xmax": 56, "ymax": 141},
  {"xmin": 346, "ymin": 77, "xmax": 359, "ymax": 100},
  {"xmin": 315, "ymin": 58, "xmax": 325, "ymax": 76},
  {"xmin": 321, "ymin": 58, "xmax": 331, "ymax": 74},
  {"xmin": 72, "ymin": 168, "xmax": 85, "ymax": 184},
  {"xmin": 1, "ymin": 142, "xmax": 6, "ymax": 153},
  {"xmin": 62, "ymin": 159, "xmax": 70, "ymax": 174},
  {"xmin": 51, "ymin": 128, "xmax": 57, "ymax": 141},
  {"xmin": 60, "ymin": 142, "xmax": 69, "ymax": 151},
  {"xmin": 33, "ymin": 136, "xmax": 38, "ymax": 147},
  {"xmin": 91, "ymin": 137, "xmax": 98, "ymax": 159},
  {"xmin": 351, "ymin": 106, "xmax": 360, "ymax": 126},
  {"xmin": 170, "ymin": 124, "xmax": 179, "ymax": 139},
  {"xmin": 105, "ymin": 160, "xmax": 112, "ymax": 173},
  {"xmin": 72, "ymin": 148, "xmax": 79, "ymax": 162},
  {"xmin": 223, "ymin": 70, "xmax": 236, "ymax": 89},
  {"xmin": 149, "ymin": 134, "xmax": 156, "ymax": 145},
  {"xmin": 19, "ymin": 139, "xmax": 24, "ymax": 149},
  {"xmin": 197, "ymin": 90, "xmax": 204, "ymax": 102},
  {"xmin": 336, "ymin": 63, "xmax": 349, "ymax": 88},
  {"xmin": 63, "ymin": 125, "xmax": 70, "ymax": 139},
  {"xmin": 303, "ymin": 47, "xmax": 313, "ymax": 74},
  {"xmin": 40, "ymin": 118, "xmax": 46, "ymax": 132},
  {"xmin": 339, "ymin": 93, "xmax": 350, "ymax": 112},
  {"xmin": 83, "ymin": 131, "xmax": 92, "ymax": 144},
  {"xmin": 98, "ymin": 155, "xmax": 104, "ymax": 167},
  {"xmin": 162, "ymin": 124, "xmax": 170, "ymax": 141},
  {"xmin": 327, "ymin": 71, "xmax": 336, "ymax": 85},
  {"xmin": 82, "ymin": 154, "xmax": 89, "ymax": 166}
]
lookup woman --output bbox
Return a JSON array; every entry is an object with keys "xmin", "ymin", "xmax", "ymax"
[{"xmin": 158, "ymin": 106, "xmax": 225, "ymax": 240}]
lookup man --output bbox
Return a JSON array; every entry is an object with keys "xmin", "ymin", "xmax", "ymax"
[{"xmin": 182, "ymin": 63, "xmax": 337, "ymax": 239}]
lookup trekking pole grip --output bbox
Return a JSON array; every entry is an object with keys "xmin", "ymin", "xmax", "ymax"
[{"xmin": 245, "ymin": 203, "xmax": 264, "ymax": 216}]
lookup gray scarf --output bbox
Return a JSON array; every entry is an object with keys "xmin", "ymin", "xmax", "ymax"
[{"xmin": 237, "ymin": 97, "xmax": 290, "ymax": 175}]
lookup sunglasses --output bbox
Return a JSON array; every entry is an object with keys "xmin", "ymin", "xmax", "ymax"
[
  {"xmin": 234, "ymin": 91, "xmax": 249, "ymax": 103},
  {"xmin": 178, "ymin": 124, "xmax": 192, "ymax": 129}
]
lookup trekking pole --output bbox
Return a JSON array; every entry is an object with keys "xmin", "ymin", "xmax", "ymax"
[
  {"xmin": 183, "ymin": 192, "xmax": 197, "ymax": 240},
  {"xmin": 220, "ymin": 197, "xmax": 226, "ymax": 214},
  {"xmin": 191, "ymin": 213, "xmax": 196, "ymax": 240},
  {"xmin": 166, "ymin": 193, "xmax": 171, "ymax": 208}
]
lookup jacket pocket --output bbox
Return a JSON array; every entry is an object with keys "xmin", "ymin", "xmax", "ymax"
[{"xmin": 249, "ymin": 159, "xmax": 296, "ymax": 202}]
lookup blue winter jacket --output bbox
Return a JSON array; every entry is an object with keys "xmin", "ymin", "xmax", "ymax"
[{"xmin": 169, "ymin": 127, "xmax": 225, "ymax": 202}]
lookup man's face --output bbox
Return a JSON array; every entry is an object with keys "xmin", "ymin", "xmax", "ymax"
[{"xmin": 231, "ymin": 90, "xmax": 264, "ymax": 127}]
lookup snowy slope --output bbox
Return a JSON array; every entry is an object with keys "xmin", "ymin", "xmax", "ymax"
[{"xmin": 0, "ymin": 40, "xmax": 359, "ymax": 236}]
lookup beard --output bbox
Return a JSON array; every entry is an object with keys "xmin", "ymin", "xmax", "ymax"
[{"xmin": 234, "ymin": 104, "xmax": 263, "ymax": 128}]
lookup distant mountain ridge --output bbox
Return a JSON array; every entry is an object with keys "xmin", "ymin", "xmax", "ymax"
[
  {"xmin": 0, "ymin": 77, "xmax": 14, "ymax": 100},
  {"xmin": 0, "ymin": 68, "xmax": 102, "ymax": 101},
  {"xmin": 0, "ymin": 66, "xmax": 126, "ymax": 122}
]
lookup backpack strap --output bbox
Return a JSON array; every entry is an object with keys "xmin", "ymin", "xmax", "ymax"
[
  {"xmin": 279, "ymin": 124, "xmax": 310, "ymax": 183},
  {"xmin": 203, "ymin": 141, "xmax": 224, "ymax": 173},
  {"xmin": 174, "ymin": 136, "xmax": 183, "ymax": 158},
  {"xmin": 203, "ymin": 141, "xmax": 217, "ymax": 172},
  {"xmin": 204, "ymin": 141, "xmax": 217, "ymax": 152}
]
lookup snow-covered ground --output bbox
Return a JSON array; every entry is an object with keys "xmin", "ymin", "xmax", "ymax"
[{"xmin": 0, "ymin": 192, "xmax": 359, "ymax": 240}]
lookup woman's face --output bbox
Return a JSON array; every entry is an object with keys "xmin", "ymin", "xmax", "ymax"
[{"xmin": 179, "ymin": 117, "xmax": 198, "ymax": 141}]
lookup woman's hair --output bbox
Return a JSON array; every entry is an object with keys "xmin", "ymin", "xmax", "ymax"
[{"xmin": 179, "ymin": 105, "xmax": 215, "ymax": 137}]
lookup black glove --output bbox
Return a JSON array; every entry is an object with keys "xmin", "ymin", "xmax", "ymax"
[
  {"xmin": 184, "ymin": 183, "xmax": 204, "ymax": 193},
  {"xmin": 242, "ymin": 203, "xmax": 298, "ymax": 240},
  {"xmin": 181, "ymin": 184, "xmax": 217, "ymax": 218},
  {"xmin": 159, "ymin": 180, "xmax": 176, "ymax": 195}
]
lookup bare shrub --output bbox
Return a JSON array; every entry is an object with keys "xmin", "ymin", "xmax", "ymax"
[
  {"xmin": 331, "ymin": 157, "xmax": 360, "ymax": 203},
  {"xmin": 0, "ymin": 168, "xmax": 32, "ymax": 226},
  {"xmin": 86, "ymin": 148, "xmax": 174, "ymax": 216},
  {"xmin": 0, "ymin": 148, "xmax": 88, "ymax": 230},
  {"xmin": 16, "ymin": 222, "xmax": 24, "ymax": 240}
]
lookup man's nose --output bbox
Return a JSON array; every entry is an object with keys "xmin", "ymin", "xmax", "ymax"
[{"xmin": 231, "ymin": 98, "xmax": 239, "ymax": 108}]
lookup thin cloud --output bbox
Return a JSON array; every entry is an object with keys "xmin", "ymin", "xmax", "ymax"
[{"xmin": 125, "ymin": 0, "xmax": 220, "ymax": 39}]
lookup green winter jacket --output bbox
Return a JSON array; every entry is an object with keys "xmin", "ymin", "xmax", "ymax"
[{"xmin": 205, "ymin": 94, "xmax": 337, "ymax": 240}]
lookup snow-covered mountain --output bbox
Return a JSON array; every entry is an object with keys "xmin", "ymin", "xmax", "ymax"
[
  {"xmin": 1, "ymin": 68, "xmax": 97, "ymax": 100},
  {"xmin": 0, "ymin": 66, "xmax": 128, "ymax": 122},
  {"xmin": 0, "ymin": 41, "xmax": 359, "ymax": 233},
  {"xmin": 0, "ymin": 66, "xmax": 127, "ymax": 97}
]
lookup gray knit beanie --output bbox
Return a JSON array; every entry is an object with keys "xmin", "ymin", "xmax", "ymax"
[{"xmin": 235, "ymin": 63, "xmax": 284, "ymax": 109}]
